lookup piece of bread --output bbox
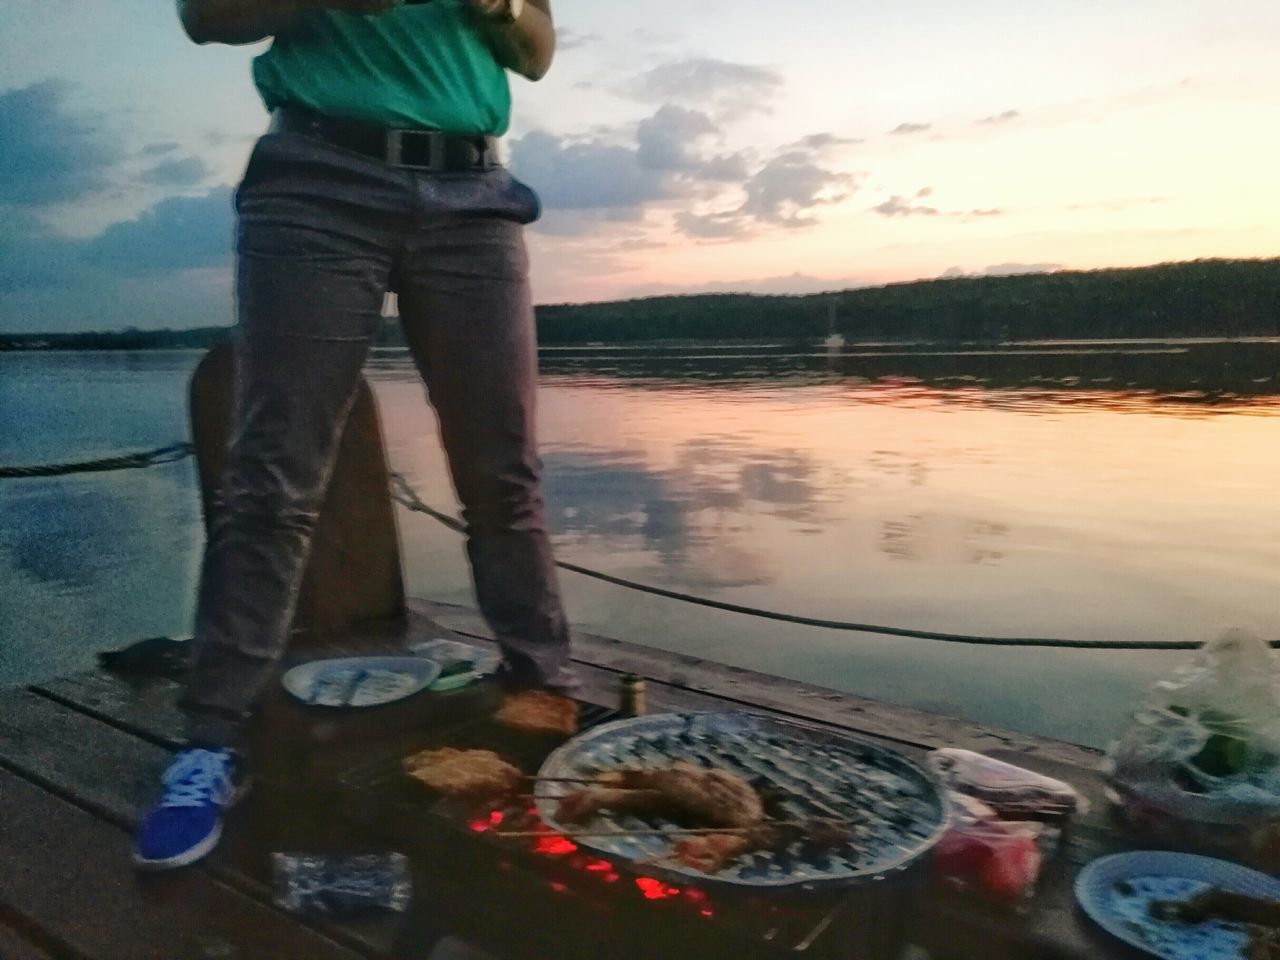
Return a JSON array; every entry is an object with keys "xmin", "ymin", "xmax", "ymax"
[
  {"xmin": 495, "ymin": 690, "xmax": 579, "ymax": 736},
  {"xmin": 402, "ymin": 747, "xmax": 523, "ymax": 796}
]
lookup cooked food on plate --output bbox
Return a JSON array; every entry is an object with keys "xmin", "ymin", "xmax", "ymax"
[
  {"xmin": 403, "ymin": 747, "xmax": 523, "ymax": 796},
  {"xmin": 1148, "ymin": 886, "xmax": 1280, "ymax": 960},
  {"xmin": 496, "ymin": 690, "xmax": 579, "ymax": 736},
  {"xmin": 1149, "ymin": 887, "xmax": 1280, "ymax": 927},
  {"xmin": 556, "ymin": 761, "xmax": 765, "ymax": 828},
  {"xmin": 673, "ymin": 832, "xmax": 762, "ymax": 873}
]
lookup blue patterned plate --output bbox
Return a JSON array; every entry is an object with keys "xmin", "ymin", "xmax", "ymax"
[
  {"xmin": 282, "ymin": 656, "xmax": 441, "ymax": 708},
  {"xmin": 1075, "ymin": 851, "xmax": 1280, "ymax": 960}
]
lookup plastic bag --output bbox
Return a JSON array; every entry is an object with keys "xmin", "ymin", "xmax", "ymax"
[
  {"xmin": 272, "ymin": 853, "xmax": 412, "ymax": 914},
  {"xmin": 931, "ymin": 793, "xmax": 1045, "ymax": 901},
  {"xmin": 1104, "ymin": 629, "xmax": 1280, "ymax": 865},
  {"xmin": 927, "ymin": 748, "xmax": 1085, "ymax": 822}
]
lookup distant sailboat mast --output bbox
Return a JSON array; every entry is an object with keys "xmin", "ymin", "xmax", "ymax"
[{"xmin": 823, "ymin": 298, "xmax": 845, "ymax": 349}]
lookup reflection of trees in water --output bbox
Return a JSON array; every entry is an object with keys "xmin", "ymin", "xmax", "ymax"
[
  {"xmin": 539, "ymin": 341, "xmax": 1280, "ymax": 408},
  {"xmin": 542, "ymin": 440, "xmax": 851, "ymax": 589},
  {"xmin": 879, "ymin": 514, "xmax": 1010, "ymax": 565}
]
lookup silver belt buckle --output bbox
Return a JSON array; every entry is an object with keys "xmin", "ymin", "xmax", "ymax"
[{"xmin": 385, "ymin": 128, "xmax": 407, "ymax": 167}]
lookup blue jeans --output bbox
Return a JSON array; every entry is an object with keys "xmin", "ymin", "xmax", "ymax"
[{"xmin": 180, "ymin": 129, "xmax": 575, "ymax": 746}]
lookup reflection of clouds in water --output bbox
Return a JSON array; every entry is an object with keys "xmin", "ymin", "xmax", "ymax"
[
  {"xmin": 678, "ymin": 437, "xmax": 850, "ymax": 522},
  {"xmin": 0, "ymin": 483, "xmax": 137, "ymax": 589},
  {"xmin": 543, "ymin": 450, "xmax": 693, "ymax": 547},
  {"xmin": 879, "ymin": 514, "xmax": 1010, "ymax": 565},
  {"xmin": 542, "ymin": 438, "xmax": 851, "ymax": 589},
  {"xmin": 0, "ymin": 469, "xmax": 202, "ymax": 686},
  {"xmin": 866, "ymin": 449, "xmax": 930, "ymax": 487}
]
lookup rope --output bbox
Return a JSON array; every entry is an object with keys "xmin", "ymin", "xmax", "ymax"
[
  {"xmin": 388, "ymin": 472, "xmax": 1280, "ymax": 651},
  {"xmin": 0, "ymin": 443, "xmax": 194, "ymax": 479},
  {"xmin": 5, "ymin": 447, "xmax": 1274, "ymax": 651}
]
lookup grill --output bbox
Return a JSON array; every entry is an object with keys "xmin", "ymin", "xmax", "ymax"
[
  {"xmin": 536, "ymin": 711, "xmax": 951, "ymax": 890},
  {"xmin": 337, "ymin": 699, "xmax": 944, "ymax": 960}
]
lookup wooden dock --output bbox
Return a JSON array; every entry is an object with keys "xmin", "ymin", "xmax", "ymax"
[{"xmin": 0, "ymin": 598, "xmax": 1146, "ymax": 960}]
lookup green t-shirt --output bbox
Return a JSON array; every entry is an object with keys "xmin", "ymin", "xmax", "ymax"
[{"xmin": 253, "ymin": 0, "xmax": 511, "ymax": 135}]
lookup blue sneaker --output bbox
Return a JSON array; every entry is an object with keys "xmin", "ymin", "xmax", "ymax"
[{"xmin": 132, "ymin": 748, "xmax": 246, "ymax": 870}]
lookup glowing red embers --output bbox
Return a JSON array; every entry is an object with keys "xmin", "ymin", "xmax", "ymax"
[
  {"xmin": 681, "ymin": 888, "xmax": 714, "ymax": 918},
  {"xmin": 488, "ymin": 810, "xmax": 505, "ymax": 826},
  {"xmin": 584, "ymin": 859, "xmax": 613, "ymax": 873},
  {"xmin": 635, "ymin": 877, "xmax": 681, "ymax": 900},
  {"xmin": 468, "ymin": 819, "xmax": 490, "ymax": 833},
  {"xmin": 534, "ymin": 836, "xmax": 579, "ymax": 856}
]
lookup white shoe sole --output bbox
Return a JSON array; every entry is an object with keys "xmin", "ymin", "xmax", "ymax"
[
  {"xmin": 131, "ymin": 777, "xmax": 252, "ymax": 871},
  {"xmin": 132, "ymin": 819, "xmax": 223, "ymax": 871}
]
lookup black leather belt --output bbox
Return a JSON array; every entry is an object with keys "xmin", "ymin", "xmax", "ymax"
[{"xmin": 270, "ymin": 106, "xmax": 500, "ymax": 172}]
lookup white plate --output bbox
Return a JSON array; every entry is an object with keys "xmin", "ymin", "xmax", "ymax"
[
  {"xmin": 1075, "ymin": 851, "xmax": 1280, "ymax": 960},
  {"xmin": 281, "ymin": 656, "xmax": 441, "ymax": 708}
]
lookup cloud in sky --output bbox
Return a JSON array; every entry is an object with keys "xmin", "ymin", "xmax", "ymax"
[
  {"xmin": 1, "ymin": 186, "xmax": 233, "ymax": 293},
  {"xmin": 140, "ymin": 141, "xmax": 181, "ymax": 157},
  {"xmin": 635, "ymin": 104, "xmax": 748, "ymax": 181},
  {"xmin": 976, "ymin": 109, "xmax": 1021, "ymax": 125},
  {"xmin": 871, "ymin": 192, "xmax": 940, "ymax": 218},
  {"xmin": 740, "ymin": 151, "xmax": 855, "ymax": 225},
  {"xmin": 139, "ymin": 156, "xmax": 209, "ymax": 187},
  {"xmin": 0, "ymin": 81, "xmax": 124, "ymax": 210},
  {"xmin": 628, "ymin": 57, "xmax": 785, "ymax": 120},
  {"xmin": 511, "ymin": 100, "xmax": 856, "ymax": 242},
  {"xmin": 555, "ymin": 28, "xmax": 599, "ymax": 52},
  {"xmin": 510, "ymin": 129, "xmax": 669, "ymax": 212},
  {"xmin": 81, "ymin": 188, "xmax": 233, "ymax": 275},
  {"xmin": 872, "ymin": 187, "xmax": 1003, "ymax": 220},
  {"xmin": 672, "ymin": 132, "xmax": 858, "ymax": 240},
  {"xmin": 785, "ymin": 133, "xmax": 863, "ymax": 151},
  {"xmin": 889, "ymin": 122, "xmax": 932, "ymax": 136}
]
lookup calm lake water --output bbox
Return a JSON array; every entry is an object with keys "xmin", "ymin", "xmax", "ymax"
[{"xmin": 4, "ymin": 342, "xmax": 1280, "ymax": 748}]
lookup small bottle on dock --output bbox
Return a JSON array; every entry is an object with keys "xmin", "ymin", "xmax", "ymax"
[{"xmin": 619, "ymin": 673, "xmax": 646, "ymax": 716}]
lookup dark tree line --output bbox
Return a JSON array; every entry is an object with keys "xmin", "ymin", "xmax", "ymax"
[
  {"xmin": 4, "ymin": 258, "xmax": 1277, "ymax": 351},
  {"xmin": 530, "ymin": 258, "xmax": 1280, "ymax": 344}
]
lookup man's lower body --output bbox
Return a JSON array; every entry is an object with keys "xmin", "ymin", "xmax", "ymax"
[{"xmin": 135, "ymin": 125, "xmax": 574, "ymax": 868}]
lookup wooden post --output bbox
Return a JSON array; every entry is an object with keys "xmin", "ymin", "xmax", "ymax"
[{"xmin": 188, "ymin": 343, "xmax": 406, "ymax": 649}]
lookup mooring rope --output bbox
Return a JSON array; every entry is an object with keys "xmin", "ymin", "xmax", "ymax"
[
  {"xmin": 387, "ymin": 473, "xmax": 1279, "ymax": 650},
  {"xmin": 5, "ymin": 444, "xmax": 1273, "ymax": 650},
  {"xmin": 0, "ymin": 442, "xmax": 195, "ymax": 479}
]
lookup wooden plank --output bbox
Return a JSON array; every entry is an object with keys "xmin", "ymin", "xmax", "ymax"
[
  {"xmin": 0, "ymin": 767, "xmax": 369, "ymax": 960},
  {"xmin": 31, "ymin": 609, "xmax": 479, "ymax": 749},
  {"xmin": 0, "ymin": 689, "xmax": 402, "ymax": 959},
  {"xmin": 0, "ymin": 688, "xmax": 169, "ymax": 825},
  {"xmin": 35, "ymin": 671, "xmax": 186, "ymax": 748},
  {"xmin": 413, "ymin": 600, "xmax": 1103, "ymax": 767},
  {"xmin": 0, "ymin": 922, "xmax": 55, "ymax": 960}
]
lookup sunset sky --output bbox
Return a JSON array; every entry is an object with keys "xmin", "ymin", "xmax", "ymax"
[{"xmin": 1, "ymin": 0, "xmax": 1277, "ymax": 332}]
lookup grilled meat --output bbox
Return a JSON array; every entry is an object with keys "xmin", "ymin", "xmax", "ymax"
[
  {"xmin": 555, "ymin": 762, "xmax": 765, "ymax": 828},
  {"xmin": 557, "ymin": 787, "xmax": 668, "ymax": 823},
  {"xmin": 496, "ymin": 691, "xmax": 579, "ymax": 736},
  {"xmin": 1150, "ymin": 888, "xmax": 1280, "ymax": 928},
  {"xmin": 674, "ymin": 833, "xmax": 759, "ymax": 873},
  {"xmin": 1251, "ymin": 928, "xmax": 1280, "ymax": 960},
  {"xmin": 403, "ymin": 748, "xmax": 523, "ymax": 797}
]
